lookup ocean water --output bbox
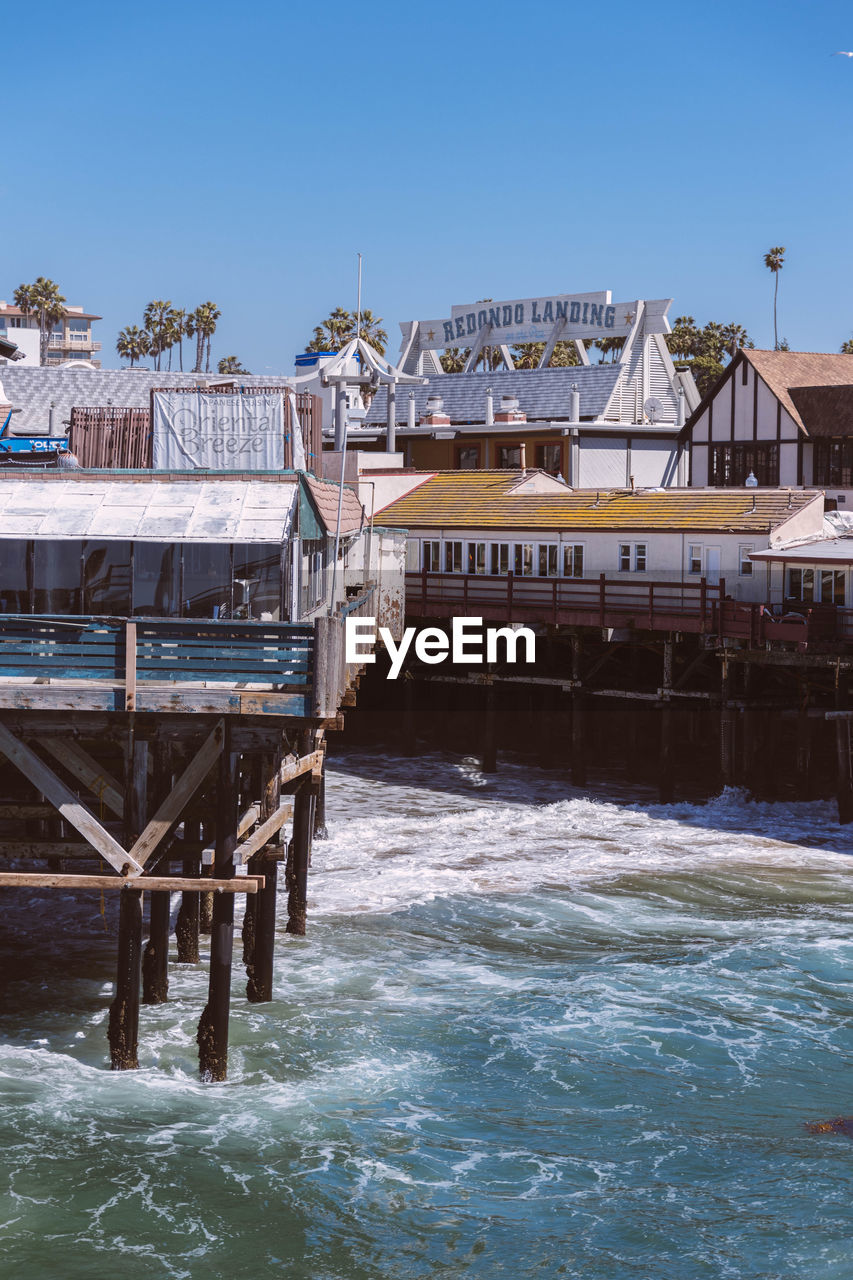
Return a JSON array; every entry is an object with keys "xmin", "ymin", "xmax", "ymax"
[{"xmin": 1, "ymin": 750, "xmax": 853, "ymax": 1279}]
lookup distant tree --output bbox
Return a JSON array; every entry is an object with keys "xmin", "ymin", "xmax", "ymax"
[
  {"xmin": 841, "ymin": 338, "xmax": 853, "ymax": 354},
  {"xmin": 440, "ymin": 348, "xmax": 467, "ymax": 372},
  {"xmin": 512, "ymin": 341, "xmax": 581, "ymax": 369},
  {"xmin": 13, "ymin": 277, "xmax": 67, "ymax": 364},
  {"xmin": 186, "ymin": 301, "xmax": 221, "ymax": 373},
  {"xmin": 143, "ymin": 300, "xmax": 173, "ymax": 372},
  {"xmin": 171, "ymin": 308, "xmax": 188, "ymax": 372},
  {"xmin": 777, "ymin": 336, "xmax": 790, "ymax": 352},
  {"xmin": 764, "ymin": 246, "xmax": 786, "ymax": 350},
  {"xmin": 594, "ymin": 335, "xmax": 624, "ymax": 363},
  {"xmin": 306, "ymin": 307, "xmax": 387, "ymax": 355},
  {"xmin": 721, "ymin": 322, "xmax": 753, "ymax": 360},
  {"xmin": 116, "ymin": 325, "xmax": 150, "ymax": 368},
  {"xmin": 666, "ymin": 316, "xmax": 699, "ymax": 362},
  {"xmin": 217, "ymin": 355, "xmax": 249, "ymax": 375}
]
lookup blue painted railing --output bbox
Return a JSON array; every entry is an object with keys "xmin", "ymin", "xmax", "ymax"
[{"xmin": 0, "ymin": 616, "xmax": 314, "ymax": 689}]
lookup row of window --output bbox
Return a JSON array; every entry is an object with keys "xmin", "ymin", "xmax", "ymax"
[
  {"xmin": 787, "ymin": 568, "xmax": 846, "ymax": 605},
  {"xmin": 0, "ymin": 539, "xmax": 284, "ymax": 620},
  {"xmin": 410, "ymin": 539, "xmax": 756, "ymax": 578},
  {"xmin": 456, "ymin": 443, "xmax": 564, "ymax": 474},
  {"xmin": 813, "ymin": 440, "xmax": 853, "ymax": 488},
  {"xmin": 709, "ymin": 442, "xmax": 779, "ymax": 487}
]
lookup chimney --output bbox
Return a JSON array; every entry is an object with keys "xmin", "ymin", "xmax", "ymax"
[
  {"xmin": 408, "ymin": 391, "xmax": 416, "ymax": 431},
  {"xmin": 494, "ymin": 394, "xmax": 526, "ymax": 424},
  {"xmin": 485, "ymin": 386, "xmax": 494, "ymax": 426},
  {"xmin": 570, "ymin": 382, "xmax": 580, "ymax": 421},
  {"xmin": 420, "ymin": 394, "xmax": 451, "ymax": 426}
]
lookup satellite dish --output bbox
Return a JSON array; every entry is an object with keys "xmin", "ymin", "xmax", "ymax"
[{"xmin": 644, "ymin": 396, "xmax": 665, "ymax": 423}]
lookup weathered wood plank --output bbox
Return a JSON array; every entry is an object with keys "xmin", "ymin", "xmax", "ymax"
[
  {"xmin": 36, "ymin": 737, "xmax": 125, "ymax": 818},
  {"xmin": 280, "ymin": 750, "xmax": 324, "ymax": 785},
  {"xmin": 0, "ymin": 871, "xmax": 261, "ymax": 892},
  {"xmin": 236, "ymin": 799, "xmax": 293, "ymax": 864},
  {"xmin": 125, "ymin": 622, "xmax": 137, "ymax": 712},
  {"xmin": 0, "ymin": 722, "xmax": 141, "ymax": 875},
  {"xmin": 128, "ymin": 720, "xmax": 224, "ymax": 871}
]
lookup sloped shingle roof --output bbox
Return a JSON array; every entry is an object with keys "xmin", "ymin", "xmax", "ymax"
[
  {"xmin": 365, "ymin": 364, "xmax": 621, "ymax": 427},
  {"xmin": 304, "ymin": 476, "xmax": 364, "ymax": 535},
  {"xmin": 376, "ymin": 470, "xmax": 820, "ymax": 532},
  {"xmin": 787, "ymin": 384, "xmax": 853, "ymax": 438},
  {"xmin": 743, "ymin": 350, "xmax": 853, "ymax": 433}
]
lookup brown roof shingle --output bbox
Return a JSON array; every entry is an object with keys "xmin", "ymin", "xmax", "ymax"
[
  {"xmin": 304, "ymin": 476, "xmax": 364, "ymax": 535},
  {"xmin": 376, "ymin": 470, "xmax": 821, "ymax": 532},
  {"xmin": 743, "ymin": 350, "xmax": 853, "ymax": 433}
]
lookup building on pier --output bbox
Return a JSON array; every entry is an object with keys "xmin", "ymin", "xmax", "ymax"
[
  {"xmin": 375, "ymin": 470, "xmax": 824, "ymax": 602},
  {"xmin": 680, "ymin": 348, "xmax": 853, "ymax": 497}
]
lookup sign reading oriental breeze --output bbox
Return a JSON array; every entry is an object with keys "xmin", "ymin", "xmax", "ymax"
[{"xmin": 412, "ymin": 292, "xmax": 672, "ymax": 351}]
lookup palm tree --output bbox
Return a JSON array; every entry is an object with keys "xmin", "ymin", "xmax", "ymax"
[
  {"xmin": 721, "ymin": 323, "xmax": 751, "ymax": 360},
  {"xmin": 306, "ymin": 307, "xmax": 387, "ymax": 355},
  {"xmin": 14, "ymin": 277, "xmax": 67, "ymax": 364},
  {"xmin": 666, "ymin": 316, "xmax": 699, "ymax": 362},
  {"xmin": 171, "ymin": 308, "xmax": 188, "ymax": 371},
  {"xmin": 764, "ymin": 246, "xmax": 786, "ymax": 350},
  {"xmin": 116, "ymin": 325, "xmax": 150, "ymax": 368},
  {"xmin": 440, "ymin": 348, "xmax": 468, "ymax": 373},
  {"xmin": 352, "ymin": 309, "xmax": 387, "ymax": 355},
  {"xmin": 143, "ymin": 300, "xmax": 173, "ymax": 372},
  {"xmin": 217, "ymin": 355, "xmax": 249, "ymax": 375},
  {"xmin": 841, "ymin": 338, "xmax": 853, "ymax": 354},
  {"xmin": 185, "ymin": 302, "xmax": 220, "ymax": 373}
]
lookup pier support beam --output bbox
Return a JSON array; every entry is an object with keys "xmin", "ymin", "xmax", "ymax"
[
  {"xmin": 108, "ymin": 889, "xmax": 143, "ymax": 1070},
  {"xmin": 247, "ymin": 751, "xmax": 282, "ymax": 1002},
  {"xmin": 198, "ymin": 732, "xmax": 238, "ymax": 1081},
  {"xmin": 286, "ymin": 777, "xmax": 313, "ymax": 936},
  {"xmin": 142, "ymin": 891, "xmax": 170, "ymax": 1004},
  {"xmin": 659, "ymin": 640, "xmax": 674, "ymax": 804},
  {"xmin": 835, "ymin": 681, "xmax": 853, "ymax": 824},
  {"xmin": 176, "ymin": 818, "xmax": 201, "ymax": 964},
  {"xmin": 570, "ymin": 637, "xmax": 586, "ymax": 787},
  {"xmin": 482, "ymin": 678, "xmax": 497, "ymax": 773},
  {"xmin": 720, "ymin": 661, "xmax": 735, "ymax": 788}
]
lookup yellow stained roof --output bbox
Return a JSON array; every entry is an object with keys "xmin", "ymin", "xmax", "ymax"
[{"xmin": 376, "ymin": 471, "xmax": 820, "ymax": 532}]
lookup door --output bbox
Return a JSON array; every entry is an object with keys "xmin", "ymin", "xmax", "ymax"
[{"xmin": 705, "ymin": 545, "xmax": 721, "ymax": 586}]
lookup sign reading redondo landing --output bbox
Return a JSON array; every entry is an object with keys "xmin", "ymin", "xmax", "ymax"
[
  {"xmin": 346, "ymin": 616, "xmax": 536, "ymax": 680},
  {"xmin": 412, "ymin": 291, "xmax": 672, "ymax": 350}
]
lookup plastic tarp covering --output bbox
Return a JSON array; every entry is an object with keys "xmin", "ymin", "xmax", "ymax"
[{"xmin": 152, "ymin": 392, "xmax": 285, "ymax": 471}]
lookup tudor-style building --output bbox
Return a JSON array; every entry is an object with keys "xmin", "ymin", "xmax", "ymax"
[{"xmin": 681, "ymin": 348, "xmax": 853, "ymax": 492}]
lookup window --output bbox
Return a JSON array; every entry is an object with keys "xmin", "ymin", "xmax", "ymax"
[
  {"xmin": 456, "ymin": 445, "xmax": 480, "ymax": 470},
  {"xmin": 709, "ymin": 442, "xmax": 779, "ymax": 487},
  {"xmin": 490, "ymin": 543, "xmax": 509, "ymax": 575},
  {"xmin": 467, "ymin": 542, "xmax": 487, "ymax": 574},
  {"xmin": 563, "ymin": 544, "xmax": 584, "ymax": 578},
  {"xmin": 422, "ymin": 540, "xmax": 440, "ymax": 572},
  {"xmin": 688, "ymin": 543, "xmax": 702, "ymax": 575},
  {"xmin": 497, "ymin": 445, "xmax": 522, "ymax": 469},
  {"xmin": 814, "ymin": 439, "xmax": 853, "ymax": 487},
  {"xmin": 183, "ymin": 544, "xmax": 232, "ymax": 618},
  {"xmin": 33, "ymin": 542, "xmax": 82, "ymax": 614},
  {"xmin": 233, "ymin": 543, "xmax": 281, "ymax": 619},
  {"xmin": 738, "ymin": 544, "xmax": 754, "ymax": 577},
  {"xmin": 787, "ymin": 568, "xmax": 846, "ymax": 605},
  {"xmin": 406, "ymin": 539, "xmax": 419, "ymax": 571},
  {"xmin": 82, "ymin": 541, "xmax": 132, "ymax": 615},
  {"xmin": 618, "ymin": 543, "xmax": 646, "ymax": 572},
  {"xmin": 445, "ymin": 540, "xmax": 463, "ymax": 573},
  {"xmin": 134, "ymin": 543, "xmax": 180, "ymax": 617},
  {"xmin": 538, "ymin": 544, "xmax": 559, "ymax": 576},
  {"xmin": 535, "ymin": 443, "xmax": 562, "ymax": 475},
  {"xmin": 514, "ymin": 543, "xmax": 534, "ymax": 576},
  {"xmin": 0, "ymin": 540, "xmax": 29, "ymax": 613}
]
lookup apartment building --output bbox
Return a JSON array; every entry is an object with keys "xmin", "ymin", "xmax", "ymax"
[{"xmin": 0, "ymin": 301, "xmax": 102, "ymax": 367}]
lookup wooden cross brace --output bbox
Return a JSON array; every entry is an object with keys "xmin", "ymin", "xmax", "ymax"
[{"xmin": 0, "ymin": 719, "xmax": 225, "ymax": 880}]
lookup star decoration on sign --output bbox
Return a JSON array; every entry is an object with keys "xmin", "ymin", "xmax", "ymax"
[
  {"xmin": 624, "ymin": 312, "xmax": 635, "ymax": 324},
  {"xmin": 426, "ymin": 329, "xmax": 436, "ymax": 341}
]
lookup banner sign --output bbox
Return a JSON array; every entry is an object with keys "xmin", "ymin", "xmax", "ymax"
[
  {"xmin": 152, "ymin": 392, "xmax": 285, "ymax": 471},
  {"xmin": 412, "ymin": 293, "xmax": 671, "ymax": 350}
]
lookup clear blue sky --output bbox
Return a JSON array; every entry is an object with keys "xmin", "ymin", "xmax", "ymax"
[{"xmin": 3, "ymin": 0, "xmax": 853, "ymax": 371}]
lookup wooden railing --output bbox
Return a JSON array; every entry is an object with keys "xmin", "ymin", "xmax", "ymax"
[
  {"xmin": 404, "ymin": 572, "xmax": 853, "ymax": 647},
  {"xmin": 405, "ymin": 571, "xmax": 723, "ymax": 633},
  {"xmin": 0, "ymin": 616, "xmax": 316, "ymax": 715}
]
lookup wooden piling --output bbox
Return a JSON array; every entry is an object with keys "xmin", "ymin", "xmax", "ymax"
[
  {"xmin": 108, "ymin": 888, "xmax": 143, "ymax": 1070},
  {"xmin": 658, "ymin": 640, "xmax": 674, "ymax": 803},
  {"xmin": 286, "ymin": 777, "xmax": 313, "ymax": 936},
  {"xmin": 482, "ymin": 678, "xmax": 497, "ymax": 773},
  {"xmin": 247, "ymin": 751, "xmax": 282, "ymax": 1002},
  {"xmin": 835, "ymin": 680, "xmax": 853, "ymax": 824},
  {"xmin": 108, "ymin": 733, "xmax": 147, "ymax": 1069},
  {"xmin": 570, "ymin": 636, "xmax": 586, "ymax": 787},
  {"xmin": 720, "ymin": 661, "xmax": 735, "ymax": 788},
  {"xmin": 197, "ymin": 730, "xmax": 238, "ymax": 1082},
  {"xmin": 176, "ymin": 817, "xmax": 201, "ymax": 964},
  {"xmin": 142, "ymin": 890, "xmax": 170, "ymax": 1004}
]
